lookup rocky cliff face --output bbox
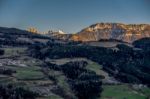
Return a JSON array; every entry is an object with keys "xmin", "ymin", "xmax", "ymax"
[{"xmin": 70, "ymin": 23, "xmax": 150, "ymax": 42}]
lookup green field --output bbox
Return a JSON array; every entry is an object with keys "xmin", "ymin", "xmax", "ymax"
[
  {"xmin": 48, "ymin": 70, "xmax": 75, "ymax": 98},
  {"xmin": 101, "ymin": 84, "xmax": 150, "ymax": 99},
  {"xmin": 2, "ymin": 47, "xmax": 27, "ymax": 56},
  {"xmin": 15, "ymin": 69, "xmax": 44, "ymax": 80},
  {"xmin": 37, "ymin": 94, "xmax": 63, "ymax": 99},
  {"xmin": 14, "ymin": 65, "xmax": 44, "ymax": 80}
]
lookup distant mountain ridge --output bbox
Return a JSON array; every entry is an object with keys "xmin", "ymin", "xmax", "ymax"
[
  {"xmin": 1, "ymin": 23, "xmax": 150, "ymax": 43},
  {"xmin": 70, "ymin": 23, "xmax": 150, "ymax": 42}
]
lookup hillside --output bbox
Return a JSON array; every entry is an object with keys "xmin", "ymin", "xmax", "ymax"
[
  {"xmin": 0, "ymin": 26, "xmax": 150, "ymax": 99},
  {"xmin": 0, "ymin": 27, "xmax": 52, "ymax": 46}
]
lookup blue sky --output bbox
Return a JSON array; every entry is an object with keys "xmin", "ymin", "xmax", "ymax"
[{"xmin": 0, "ymin": 0, "xmax": 150, "ymax": 33}]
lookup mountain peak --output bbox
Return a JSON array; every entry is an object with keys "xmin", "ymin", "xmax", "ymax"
[{"xmin": 58, "ymin": 30, "xmax": 66, "ymax": 34}]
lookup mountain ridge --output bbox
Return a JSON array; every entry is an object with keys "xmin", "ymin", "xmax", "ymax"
[{"xmin": 69, "ymin": 23, "xmax": 150, "ymax": 42}]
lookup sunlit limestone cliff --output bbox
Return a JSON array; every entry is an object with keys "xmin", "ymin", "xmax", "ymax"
[{"xmin": 70, "ymin": 23, "xmax": 150, "ymax": 42}]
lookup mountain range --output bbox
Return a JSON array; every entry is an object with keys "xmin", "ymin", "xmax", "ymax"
[
  {"xmin": 0, "ymin": 22, "xmax": 150, "ymax": 43},
  {"xmin": 51, "ymin": 23, "xmax": 150, "ymax": 43}
]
